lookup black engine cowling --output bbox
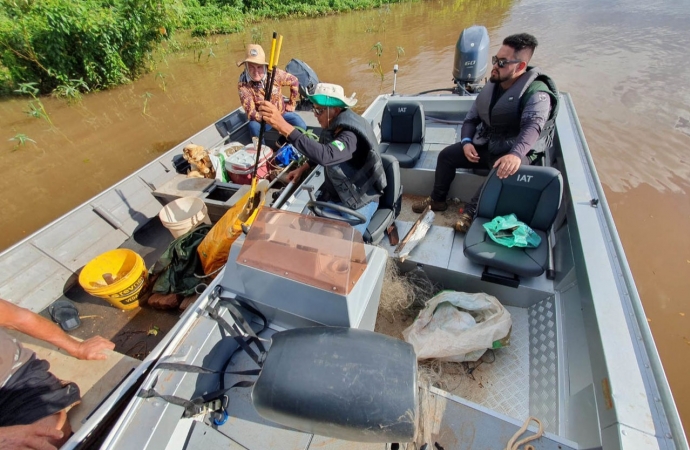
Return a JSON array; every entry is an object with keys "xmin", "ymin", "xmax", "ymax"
[{"xmin": 452, "ymin": 25, "xmax": 490, "ymax": 86}]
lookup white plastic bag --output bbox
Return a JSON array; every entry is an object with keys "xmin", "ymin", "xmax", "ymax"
[
  {"xmin": 208, "ymin": 152, "xmax": 228, "ymax": 183},
  {"xmin": 402, "ymin": 291, "xmax": 512, "ymax": 362}
]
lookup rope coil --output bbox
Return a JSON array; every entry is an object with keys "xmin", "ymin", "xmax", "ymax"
[{"xmin": 505, "ymin": 416, "xmax": 544, "ymax": 450}]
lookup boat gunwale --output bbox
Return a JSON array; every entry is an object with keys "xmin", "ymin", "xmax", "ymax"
[{"xmin": 560, "ymin": 92, "xmax": 687, "ymax": 447}]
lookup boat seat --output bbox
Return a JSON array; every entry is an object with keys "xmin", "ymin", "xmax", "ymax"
[
  {"xmin": 252, "ymin": 326, "xmax": 417, "ymax": 443},
  {"xmin": 463, "ymin": 165, "xmax": 563, "ymax": 278},
  {"xmin": 378, "ymin": 101, "xmax": 425, "ymax": 168},
  {"xmin": 363, "ymin": 154, "xmax": 402, "ymax": 244}
]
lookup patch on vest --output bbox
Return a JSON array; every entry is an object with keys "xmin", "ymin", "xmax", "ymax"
[
  {"xmin": 538, "ymin": 92, "xmax": 549, "ymax": 102},
  {"xmin": 331, "ymin": 140, "xmax": 346, "ymax": 151}
]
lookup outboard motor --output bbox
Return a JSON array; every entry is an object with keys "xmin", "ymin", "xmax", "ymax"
[
  {"xmin": 452, "ymin": 25, "xmax": 490, "ymax": 94},
  {"xmin": 285, "ymin": 58, "xmax": 319, "ymax": 110}
]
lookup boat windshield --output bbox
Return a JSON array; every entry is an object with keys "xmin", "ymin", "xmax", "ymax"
[{"xmin": 236, "ymin": 208, "xmax": 368, "ymax": 294}]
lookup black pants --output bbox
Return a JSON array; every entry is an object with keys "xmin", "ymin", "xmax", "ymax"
[
  {"xmin": 430, "ymin": 142, "xmax": 530, "ymax": 215},
  {"xmin": 0, "ymin": 355, "xmax": 80, "ymax": 426}
]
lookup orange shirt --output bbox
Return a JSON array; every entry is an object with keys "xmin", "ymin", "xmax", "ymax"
[{"xmin": 238, "ymin": 68, "xmax": 300, "ymax": 122}]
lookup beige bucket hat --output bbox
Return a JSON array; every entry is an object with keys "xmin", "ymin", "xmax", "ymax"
[
  {"xmin": 236, "ymin": 44, "xmax": 268, "ymax": 67},
  {"xmin": 308, "ymin": 83, "xmax": 357, "ymax": 108}
]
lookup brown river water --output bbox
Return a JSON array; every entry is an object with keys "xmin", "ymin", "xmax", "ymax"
[{"xmin": 1, "ymin": 0, "xmax": 689, "ymax": 433}]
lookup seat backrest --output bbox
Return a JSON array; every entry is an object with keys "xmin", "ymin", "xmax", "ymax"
[
  {"xmin": 476, "ymin": 165, "xmax": 562, "ymax": 232},
  {"xmin": 253, "ymin": 326, "xmax": 417, "ymax": 443},
  {"xmin": 378, "ymin": 154, "xmax": 401, "ymax": 210},
  {"xmin": 380, "ymin": 101, "xmax": 425, "ymax": 144}
]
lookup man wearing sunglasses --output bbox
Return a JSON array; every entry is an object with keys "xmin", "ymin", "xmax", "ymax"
[
  {"xmin": 413, "ymin": 33, "xmax": 558, "ymax": 233},
  {"xmin": 258, "ymin": 83, "xmax": 386, "ymax": 236}
]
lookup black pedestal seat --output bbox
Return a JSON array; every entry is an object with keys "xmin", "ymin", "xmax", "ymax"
[
  {"xmin": 463, "ymin": 165, "xmax": 563, "ymax": 278},
  {"xmin": 363, "ymin": 154, "xmax": 402, "ymax": 244},
  {"xmin": 378, "ymin": 101, "xmax": 425, "ymax": 168}
]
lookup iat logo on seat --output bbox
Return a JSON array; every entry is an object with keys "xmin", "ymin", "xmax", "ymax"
[
  {"xmin": 517, "ymin": 174, "xmax": 533, "ymax": 182},
  {"xmin": 398, "ymin": 107, "xmax": 407, "ymax": 113}
]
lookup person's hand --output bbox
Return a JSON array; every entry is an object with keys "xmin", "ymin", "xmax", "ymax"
[
  {"xmin": 257, "ymin": 101, "xmax": 294, "ymax": 137},
  {"xmin": 286, "ymin": 164, "xmax": 307, "ymax": 183},
  {"xmin": 70, "ymin": 335, "xmax": 115, "ymax": 360},
  {"xmin": 0, "ymin": 423, "xmax": 63, "ymax": 450},
  {"xmin": 463, "ymin": 143, "xmax": 480, "ymax": 163},
  {"xmin": 493, "ymin": 154, "xmax": 522, "ymax": 179},
  {"xmin": 286, "ymin": 170, "xmax": 300, "ymax": 183},
  {"xmin": 257, "ymin": 101, "xmax": 281, "ymax": 127}
]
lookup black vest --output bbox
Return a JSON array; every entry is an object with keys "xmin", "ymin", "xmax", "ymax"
[
  {"xmin": 474, "ymin": 67, "xmax": 559, "ymax": 155},
  {"xmin": 320, "ymin": 109, "xmax": 387, "ymax": 210}
]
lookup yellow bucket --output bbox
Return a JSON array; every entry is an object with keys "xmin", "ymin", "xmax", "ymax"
[{"xmin": 78, "ymin": 249, "xmax": 148, "ymax": 310}]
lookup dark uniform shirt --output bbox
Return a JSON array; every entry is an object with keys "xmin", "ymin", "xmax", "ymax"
[
  {"xmin": 287, "ymin": 129, "xmax": 359, "ymax": 166},
  {"xmin": 287, "ymin": 127, "xmax": 368, "ymax": 201}
]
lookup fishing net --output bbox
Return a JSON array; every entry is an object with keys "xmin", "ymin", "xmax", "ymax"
[
  {"xmin": 376, "ymin": 261, "xmax": 433, "ymax": 340},
  {"xmin": 378, "ymin": 260, "xmax": 435, "ymax": 316},
  {"xmin": 375, "ymin": 260, "xmax": 504, "ymax": 433}
]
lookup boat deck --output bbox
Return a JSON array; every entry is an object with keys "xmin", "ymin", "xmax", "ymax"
[
  {"xmin": 31, "ymin": 218, "xmax": 179, "ymax": 431},
  {"xmin": 373, "ymin": 220, "xmax": 559, "ymax": 433},
  {"xmin": 43, "ymin": 218, "xmax": 179, "ymax": 356}
]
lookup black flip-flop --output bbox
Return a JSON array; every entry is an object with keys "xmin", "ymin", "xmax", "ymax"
[{"xmin": 49, "ymin": 300, "xmax": 81, "ymax": 331}]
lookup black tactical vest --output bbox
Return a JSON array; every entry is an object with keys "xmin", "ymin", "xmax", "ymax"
[
  {"xmin": 320, "ymin": 109, "xmax": 387, "ymax": 210},
  {"xmin": 474, "ymin": 67, "xmax": 559, "ymax": 156}
]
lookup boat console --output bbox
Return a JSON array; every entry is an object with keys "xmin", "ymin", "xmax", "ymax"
[{"xmin": 220, "ymin": 208, "xmax": 388, "ymax": 331}]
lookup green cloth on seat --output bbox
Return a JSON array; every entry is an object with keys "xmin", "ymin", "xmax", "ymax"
[{"xmin": 482, "ymin": 214, "xmax": 541, "ymax": 248}]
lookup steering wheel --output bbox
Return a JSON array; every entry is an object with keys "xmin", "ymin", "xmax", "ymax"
[{"xmin": 306, "ymin": 200, "xmax": 366, "ymax": 226}]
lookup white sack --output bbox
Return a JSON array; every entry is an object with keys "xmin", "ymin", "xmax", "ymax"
[
  {"xmin": 208, "ymin": 152, "xmax": 228, "ymax": 183},
  {"xmin": 402, "ymin": 291, "xmax": 512, "ymax": 362}
]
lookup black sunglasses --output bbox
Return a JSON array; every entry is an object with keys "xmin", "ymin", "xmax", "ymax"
[
  {"xmin": 492, "ymin": 56, "xmax": 522, "ymax": 68},
  {"xmin": 312, "ymin": 106, "xmax": 327, "ymax": 116}
]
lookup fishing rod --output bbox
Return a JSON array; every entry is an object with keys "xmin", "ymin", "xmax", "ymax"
[{"xmin": 241, "ymin": 31, "xmax": 283, "ymax": 223}]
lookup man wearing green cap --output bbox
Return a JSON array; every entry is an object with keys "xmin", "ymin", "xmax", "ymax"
[{"xmin": 258, "ymin": 82, "xmax": 387, "ymax": 237}]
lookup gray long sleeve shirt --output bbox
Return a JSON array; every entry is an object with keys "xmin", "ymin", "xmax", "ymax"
[{"xmin": 460, "ymin": 90, "xmax": 552, "ymax": 158}]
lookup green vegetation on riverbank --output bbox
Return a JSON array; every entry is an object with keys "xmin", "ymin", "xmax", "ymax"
[{"xmin": 0, "ymin": 0, "xmax": 401, "ymax": 97}]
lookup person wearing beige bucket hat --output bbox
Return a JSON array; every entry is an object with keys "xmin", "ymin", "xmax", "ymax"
[
  {"xmin": 237, "ymin": 44, "xmax": 306, "ymax": 140},
  {"xmin": 258, "ymin": 82, "xmax": 387, "ymax": 237},
  {"xmin": 236, "ymin": 43, "xmax": 269, "ymax": 66}
]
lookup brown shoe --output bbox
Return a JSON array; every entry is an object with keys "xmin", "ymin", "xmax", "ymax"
[
  {"xmin": 454, "ymin": 212, "xmax": 474, "ymax": 233},
  {"xmin": 412, "ymin": 197, "xmax": 448, "ymax": 214}
]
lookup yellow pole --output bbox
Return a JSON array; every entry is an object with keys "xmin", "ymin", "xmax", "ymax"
[
  {"xmin": 268, "ymin": 32, "xmax": 277, "ymax": 70},
  {"xmin": 243, "ymin": 32, "xmax": 279, "ymax": 221},
  {"xmin": 274, "ymin": 35, "xmax": 284, "ymax": 69}
]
